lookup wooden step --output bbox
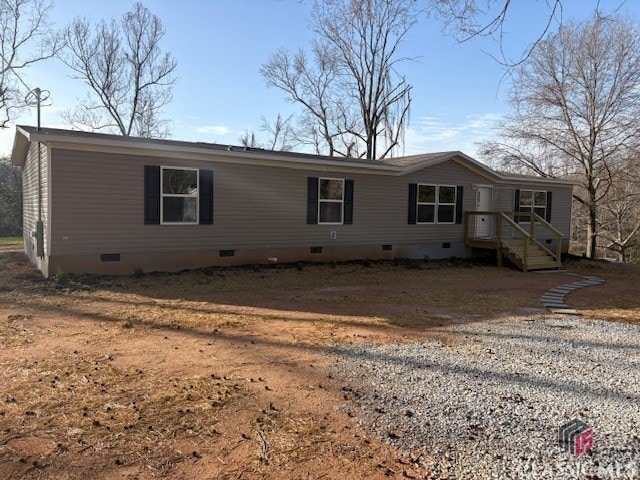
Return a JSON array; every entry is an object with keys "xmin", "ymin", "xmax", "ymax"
[
  {"xmin": 509, "ymin": 250, "xmax": 550, "ymax": 260},
  {"xmin": 501, "ymin": 239, "xmax": 559, "ymax": 271},
  {"xmin": 503, "ymin": 248, "xmax": 548, "ymax": 258},
  {"xmin": 525, "ymin": 261, "xmax": 560, "ymax": 271}
]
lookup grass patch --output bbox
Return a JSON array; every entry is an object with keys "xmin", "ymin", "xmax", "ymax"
[{"xmin": 0, "ymin": 236, "xmax": 22, "ymax": 246}]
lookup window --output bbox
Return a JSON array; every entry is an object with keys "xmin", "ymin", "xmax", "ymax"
[
  {"xmin": 417, "ymin": 185, "xmax": 435, "ymax": 223},
  {"xmin": 437, "ymin": 185, "xmax": 456, "ymax": 223},
  {"xmin": 161, "ymin": 167, "xmax": 198, "ymax": 224},
  {"xmin": 516, "ymin": 189, "xmax": 547, "ymax": 222},
  {"xmin": 318, "ymin": 178, "xmax": 344, "ymax": 224},
  {"xmin": 145, "ymin": 166, "xmax": 213, "ymax": 225},
  {"xmin": 307, "ymin": 177, "xmax": 353, "ymax": 225},
  {"xmin": 417, "ymin": 184, "xmax": 457, "ymax": 224}
]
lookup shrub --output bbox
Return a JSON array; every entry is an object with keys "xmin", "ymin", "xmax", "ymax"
[{"xmin": 53, "ymin": 267, "xmax": 69, "ymax": 286}]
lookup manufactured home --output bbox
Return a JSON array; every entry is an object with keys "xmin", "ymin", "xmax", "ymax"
[{"xmin": 11, "ymin": 126, "xmax": 574, "ymax": 277}]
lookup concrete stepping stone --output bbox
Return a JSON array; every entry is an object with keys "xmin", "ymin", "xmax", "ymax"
[{"xmin": 540, "ymin": 274, "xmax": 604, "ymax": 314}]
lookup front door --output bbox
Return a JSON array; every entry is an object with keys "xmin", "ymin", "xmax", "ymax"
[{"xmin": 475, "ymin": 186, "xmax": 493, "ymax": 237}]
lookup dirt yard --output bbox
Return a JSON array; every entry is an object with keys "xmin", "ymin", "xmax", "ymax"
[{"xmin": 0, "ymin": 248, "xmax": 638, "ymax": 480}]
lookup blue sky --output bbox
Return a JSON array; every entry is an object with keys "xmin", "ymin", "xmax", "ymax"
[{"xmin": 4, "ymin": 0, "xmax": 637, "ymax": 158}]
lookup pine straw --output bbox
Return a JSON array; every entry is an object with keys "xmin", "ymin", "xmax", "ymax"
[
  {"xmin": 0, "ymin": 352, "xmax": 244, "ymax": 472},
  {"xmin": 114, "ymin": 301, "xmax": 252, "ymax": 332},
  {"xmin": 255, "ymin": 410, "xmax": 329, "ymax": 467},
  {"xmin": 250, "ymin": 408, "xmax": 384, "ymax": 477},
  {"xmin": 0, "ymin": 314, "xmax": 38, "ymax": 347}
]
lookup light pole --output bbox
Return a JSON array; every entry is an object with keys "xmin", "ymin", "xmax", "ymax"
[{"xmin": 24, "ymin": 88, "xmax": 51, "ymax": 257}]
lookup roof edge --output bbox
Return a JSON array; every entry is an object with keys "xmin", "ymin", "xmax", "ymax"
[
  {"xmin": 11, "ymin": 125, "xmax": 577, "ymax": 185},
  {"xmin": 15, "ymin": 125, "xmax": 404, "ymax": 173}
]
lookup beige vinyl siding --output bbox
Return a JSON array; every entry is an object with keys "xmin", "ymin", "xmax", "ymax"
[
  {"xmin": 50, "ymin": 150, "xmax": 488, "ymax": 256},
  {"xmin": 493, "ymin": 183, "xmax": 573, "ymax": 238},
  {"xmin": 492, "ymin": 186, "xmax": 517, "ymax": 212},
  {"xmin": 22, "ymin": 143, "xmax": 39, "ymax": 239},
  {"xmin": 22, "ymin": 142, "xmax": 48, "ymax": 272},
  {"xmin": 49, "ymin": 147, "xmax": 573, "ymax": 260}
]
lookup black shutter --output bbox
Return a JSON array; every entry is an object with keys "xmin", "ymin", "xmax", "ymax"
[
  {"xmin": 546, "ymin": 191, "xmax": 552, "ymax": 222},
  {"xmin": 144, "ymin": 165, "xmax": 160, "ymax": 224},
  {"xmin": 408, "ymin": 183, "xmax": 417, "ymax": 224},
  {"xmin": 455, "ymin": 185, "xmax": 464, "ymax": 224},
  {"xmin": 344, "ymin": 179, "xmax": 354, "ymax": 224},
  {"xmin": 307, "ymin": 177, "xmax": 319, "ymax": 224},
  {"xmin": 199, "ymin": 170, "xmax": 214, "ymax": 224},
  {"xmin": 514, "ymin": 188, "xmax": 520, "ymax": 222}
]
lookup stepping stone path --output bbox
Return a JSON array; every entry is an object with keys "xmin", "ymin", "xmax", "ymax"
[{"xmin": 540, "ymin": 273, "xmax": 604, "ymax": 314}]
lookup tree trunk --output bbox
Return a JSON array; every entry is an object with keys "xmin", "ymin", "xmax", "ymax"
[{"xmin": 587, "ymin": 205, "xmax": 598, "ymax": 259}]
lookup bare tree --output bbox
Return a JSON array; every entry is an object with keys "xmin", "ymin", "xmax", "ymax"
[
  {"xmin": 599, "ymin": 174, "xmax": 640, "ymax": 262},
  {"xmin": 239, "ymin": 130, "xmax": 257, "ymax": 149},
  {"xmin": 261, "ymin": 42, "xmax": 344, "ymax": 156},
  {"xmin": 480, "ymin": 13, "xmax": 640, "ymax": 259},
  {"xmin": 262, "ymin": 0, "xmax": 416, "ymax": 159},
  {"xmin": 237, "ymin": 114, "xmax": 296, "ymax": 151},
  {"xmin": 315, "ymin": 0, "xmax": 414, "ymax": 160},
  {"xmin": 61, "ymin": 2, "xmax": 176, "ymax": 138},
  {"xmin": 0, "ymin": 0, "xmax": 60, "ymax": 126},
  {"xmin": 260, "ymin": 113, "xmax": 295, "ymax": 151}
]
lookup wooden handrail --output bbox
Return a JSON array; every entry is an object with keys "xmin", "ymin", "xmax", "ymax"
[
  {"xmin": 513, "ymin": 212, "xmax": 562, "ymax": 262},
  {"xmin": 465, "ymin": 211, "xmax": 563, "ymax": 270},
  {"xmin": 531, "ymin": 213, "xmax": 562, "ymax": 237},
  {"xmin": 498, "ymin": 212, "xmax": 531, "ymax": 238},
  {"xmin": 498, "ymin": 212, "xmax": 533, "ymax": 271},
  {"xmin": 532, "ymin": 212, "xmax": 562, "ymax": 263}
]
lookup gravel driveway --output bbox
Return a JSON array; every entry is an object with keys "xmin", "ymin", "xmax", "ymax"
[{"xmin": 329, "ymin": 315, "xmax": 640, "ymax": 479}]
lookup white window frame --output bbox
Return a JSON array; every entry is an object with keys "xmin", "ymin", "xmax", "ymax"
[
  {"xmin": 160, "ymin": 166, "xmax": 199, "ymax": 225},
  {"xmin": 417, "ymin": 184, "xmax": 457, "ymax": 225},
  {"xmin": 417, "ymin": 184, "xmax": 436, "ymax": 224},
  {"xmin": 318, "ymin": 177, "xmax": 344, "ymax": 225},
  {"xmin": 517, "ymin": 189, "xmax": 547, "ymax": 223}
]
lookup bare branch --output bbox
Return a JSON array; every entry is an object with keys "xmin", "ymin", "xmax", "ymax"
[
  {"xmin": 260, "ymin": 113, "xmax": 296, "ymax": 151},
  {"xmin": 431, "ymin": 0, "xmax": 564, "ymax": 68},
  {"xmin": 60, "ymin": 2, "xmax": 177, "ymax": 138},
  {"xmin": 0, "ymin": 0, "xmax": 60, "ymax": 126},
  {"xmin": 238, "ymin": 130, "xmax": 258, "ymax": 149}
]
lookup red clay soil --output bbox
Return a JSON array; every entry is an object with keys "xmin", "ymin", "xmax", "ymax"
[{"xmin": 0, "ymin": 249, "xmax": 615, "ymax": 479}]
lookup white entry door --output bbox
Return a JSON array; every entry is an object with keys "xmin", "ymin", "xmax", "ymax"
[{"xmin": 475, "ymin": 186, "xmax": 493, "ymax": 237}]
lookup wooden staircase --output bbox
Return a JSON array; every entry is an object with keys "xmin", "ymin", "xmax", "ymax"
[
  {"xmin": 465, "ymin": 211, "xmax": 562, "ymax": 272},
  {"xmin": 501, "ymin": 238, "xmax": 559, "ymax": 271}
]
